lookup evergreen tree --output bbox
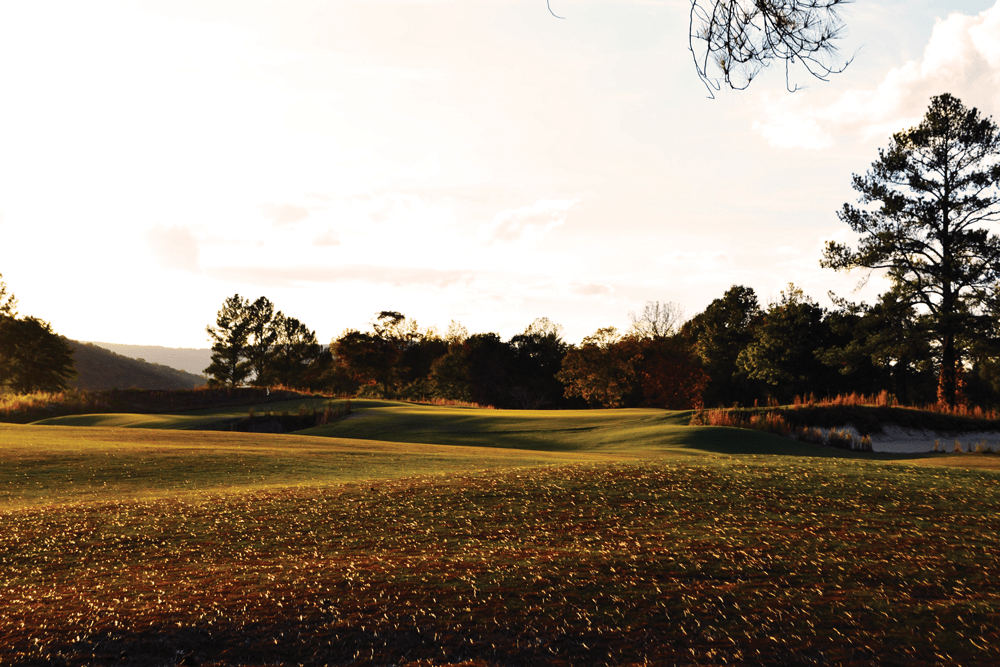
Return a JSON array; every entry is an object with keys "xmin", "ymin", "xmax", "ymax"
[
  {"xmin": 823, "ymin": 94, "xmax": 1000, "ymax": 407},
  {"xmin": 259, "ymin": 314, "xmax": 321, "ymax": 388},
  {"xmin": 0, "ymin": 316, "xmax": 76, "ymax": 393},
  {"xmin": 204, "ymin": 294, "xmax": 253, "ymax": 387}
]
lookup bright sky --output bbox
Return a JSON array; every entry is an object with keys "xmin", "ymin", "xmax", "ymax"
[{"xmin": 2, "ymin": 0, "xmax": 999, "ymax": 348}]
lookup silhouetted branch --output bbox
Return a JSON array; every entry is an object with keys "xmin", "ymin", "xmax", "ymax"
[{"xmin": 689, "ymin": 0, "xmax": 853, "ymax": 98}]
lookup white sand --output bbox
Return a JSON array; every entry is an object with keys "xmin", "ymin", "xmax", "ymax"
[{"xmin": 842, "ymin": 424, "xmax": 1000, "ymax": 454}]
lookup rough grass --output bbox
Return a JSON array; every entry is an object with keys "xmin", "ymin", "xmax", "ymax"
[
  {"xmin": 5, "ymin": 402, "xmax": 1000, "ymax": 664},
  {"xmin": 2, "ymin": 460, "xmax": 999, "ymax": 665}
]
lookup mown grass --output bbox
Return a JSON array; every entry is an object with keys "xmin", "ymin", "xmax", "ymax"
[
  {"xmin": 0, "ymin": 422, "xmax": 615, "ymax": 508},
  {"xmin": 5, "ymin": 401, "xmax": 1000, "ymax": 664}
]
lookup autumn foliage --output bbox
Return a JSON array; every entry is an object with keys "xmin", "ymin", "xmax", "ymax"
[{"xmin": 558, "ymin": 329, "xmax": 709, "ymax": 409}]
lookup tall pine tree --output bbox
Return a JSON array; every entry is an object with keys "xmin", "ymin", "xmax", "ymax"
[{"xmin": 823, "ymin": 94, "xmax": 1000, "ymax": 407}]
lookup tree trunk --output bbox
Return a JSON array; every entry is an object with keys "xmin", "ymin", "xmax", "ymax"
[{"xmin": 938, "ymin": 334, "xmax": 959, "ymax": 408}]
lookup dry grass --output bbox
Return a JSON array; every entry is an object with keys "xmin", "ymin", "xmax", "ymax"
[
  {"xmin": 690, "ymin": 409, "xmax": 874, "ymax": 452},
  {"xmin": 791, "ymin": 391, "xmax": 1000, "ymax": 421},
  {"xmin": 407, "ymin": 397, "xmax": 496, "ymax": 410},
  {"xmin": 2, "ymin": 460, "xmax": 998, "ymax": 665}
]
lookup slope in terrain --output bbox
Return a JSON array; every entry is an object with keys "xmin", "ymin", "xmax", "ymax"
[
  {"xmin": 82, "ymin": 342, "xmax": 212, "ymax": 376},
  {"xmin": 68, "ymin": 341, "xmax": 206, "ymax": 391}
]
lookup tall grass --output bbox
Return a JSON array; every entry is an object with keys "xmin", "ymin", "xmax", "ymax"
[
  {"xmin": 0, "ymin": 391, "xmax": 97, "ymax": 420},
  {"xmin": 690, "ymin": 408, "xmax": 873, "ymax": 451},
  {"xmin": 407, "ymin": 397, "xmax": 496, "ymax": 409},
  {"xmin": 788, "ymin": 390, "xmax": 1000, "ymax": 420},
  {"xmin": 0, "ymin": 386, "xmax": 326, "ymax": 424}
]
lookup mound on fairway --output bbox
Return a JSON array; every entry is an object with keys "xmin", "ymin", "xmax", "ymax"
[
  {"xmin": 301, "ymin": 401, "xmax": 922, "ymax": 460},
  {"xmin": 36, "ymin": 398, "xmax": 845, "ymax": 458},
  {"xmin": 0, "ymin": 420, "xmax": 619, "ymax": 508}
]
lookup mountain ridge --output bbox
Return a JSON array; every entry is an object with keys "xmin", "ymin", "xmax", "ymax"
[
  {"xmin": 81, "ymin": 342, "xmax": 212, "ymax": 377},
  {"xmin": 68, "ymin": 341, "xmax": 207, "ymax": 391}
]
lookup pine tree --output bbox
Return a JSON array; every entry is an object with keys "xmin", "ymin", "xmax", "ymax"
[{"xmin": 823, "ymin": 94, "xmax": 1000, "ymax": 407}]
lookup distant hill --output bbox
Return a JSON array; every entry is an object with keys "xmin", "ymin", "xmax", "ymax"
[
  {"xmin": 83, "ymin": 342, "xmax": 213, "ymax": 376},
  {"xmin": 68, "ymin": 341, "xmax": 207, "ymax": 391}
]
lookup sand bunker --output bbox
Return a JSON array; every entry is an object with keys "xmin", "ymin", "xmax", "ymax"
[{"xmin": 842, "ymin": 424, "xmax": 1000, "ymax": 454}]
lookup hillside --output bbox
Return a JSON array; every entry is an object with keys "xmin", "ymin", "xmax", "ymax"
[
  {"xmin": 82, "ymin": 342, "xmax": 212, "ymax": 376},
  {"xmin": 67, "ymin": 341, "xmax": 207, "ymax": 391}
]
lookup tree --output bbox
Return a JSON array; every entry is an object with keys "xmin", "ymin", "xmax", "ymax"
[
  {"xmin": 636, "ymin": 336, "xmax": 710, "ymax": 409},
  {"xmin": 205, "ymin": 294, "xmax": 318, "ymax": 388},
  {"xmin": 0, "ymin": 273, "xmax": 17, "ymax": 318},
  {"xmin": 259, "ymin": 314, "xmax": 322, "ymax": 387},
  {"xmin": 330, "ymin": 329, "xmax": 383, "ymax": 394},
  {"xmin": 0, "ymin": 275, "xmax": 75, "ymax": 394},
  {"xmin": 822, "ymin": 94, "xmax": 1000, "ymax": 407},
  {"xmin": 558, "ymin": 327, "xmax": 638, "ymax": 408},
  {"xmin": 688, "ymin": 0, "xmax": 852, "ymax": 96},
  {"xmin": 429, "ymin": 344, "xmax": 473, "ymax": 403},
  {"xmin": 465, "ymin": 333, "xmax": 514, "ymax": 408},
  {"xmin": 205, "ymin": 294, "xmax": 253, "ymax": 387},
  {"xmin": 240, "ymin": 296, "xmax": 280, "ymax": 386},
  {"xmin": 370, "ymin": 311, "xmax": 420, "ymax": 397},
  {"xmin": 629, "ymin": 301, "xmax": 684, "ymax": 339},
  {"xmin": 817, "ymin": 291, "xmax": 936, "ymax": 404},
  {"xmin": 0, "ymin": 316, "xmax": 76, "ymax": 394},
  {"xmin": 737, "ymin": 284, "xmax": 833, "ymax": 402},
  {"xmin": 682, "ymin": 285, "xmax": 762, "ymax": 406},
  {"xmin": 510, "ymin": 317, "xmax": 569, "ymax": 409}
]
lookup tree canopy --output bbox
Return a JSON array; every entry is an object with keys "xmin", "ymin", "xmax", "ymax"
[
  {"xmin": 205, "ymin": 294, "xmax": 321, "ymax": 388},
  {"xmin": 0, "ymin": 275, "xmax": 76, "ymax": 394},
  {"xmin": 822, "ymin": 93, "xmax": 1000, "ymax": 407}
]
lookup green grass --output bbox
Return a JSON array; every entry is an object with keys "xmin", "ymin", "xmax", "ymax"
[
  {"xmin": 31, "ymin": 396, "xmax": 349, "ymax": 430},
  {"xmin": 4, "ymin": 400, "xmax": 1000, "ymax": 664},
  {"xmin": 0, "ymin": 421, "xmax": 615, "ymax": 507}
]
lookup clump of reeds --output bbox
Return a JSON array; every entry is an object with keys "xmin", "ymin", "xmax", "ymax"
[
  {"xmin": 317, "ymin": 399, "xmax": 352, "ymax": 426},
  {"xmin": 410, "ymin": 397, "xmax": 496, "ymax": 409},
  {"xmin": 791, "ymin": 390, "xmax": 897, "ymax": 409},
  {"xmin": 689, "ymin": 409, "xmax": 792, "ymax": 437}
]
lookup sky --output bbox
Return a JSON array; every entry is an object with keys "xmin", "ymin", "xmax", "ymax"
[{"xmin": 2, "ymin": 0, "xmax": 1000, "ymax": 348}]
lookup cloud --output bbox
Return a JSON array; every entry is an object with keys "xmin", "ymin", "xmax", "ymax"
[
  {"xmin": 144, "ymin": 224, "xmax": 200, "ymax": 272},
  {"xmin": 483, "ymin": 199, "xmax": 579, "ymax": 244},
  {"xmin": 261, "ymin": 203, "xmax": 309, "ymax": 226},
  {"xmin": 205, "ymin": 264, "xmax": 475, "ymax": 289},
  {"xmin": 752, "ymin": 2, "xmax": 1000, "ymax": 149},
  {"xmin": 312, "ymin": 229, "xmax": 341, "ymax": 247},
  {"xmin": 571, "ymin": 283, "xmax": 613, "ymax": 296}
]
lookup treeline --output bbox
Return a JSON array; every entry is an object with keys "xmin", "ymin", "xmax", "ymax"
[
  {"xmin": 208, "ymin": 281, "xmax": 1000, "ymax": 411},
  {"xmin": 205, "ymin": 297, "xmax": 707, "ymax": 409}
]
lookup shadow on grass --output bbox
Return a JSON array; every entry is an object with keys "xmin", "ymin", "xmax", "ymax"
[{"xmin": 8, "ymin": 617, "xmax": 645, "ymax": 667}]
